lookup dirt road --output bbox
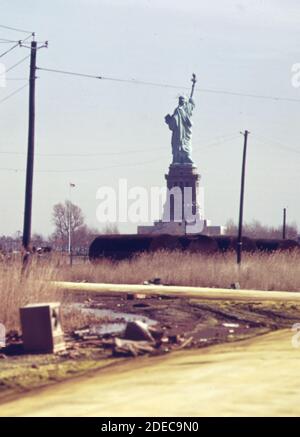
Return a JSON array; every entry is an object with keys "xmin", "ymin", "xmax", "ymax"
[{"xmin": 1, "ymin": 329, "xmax": 299, "ymax": 417}]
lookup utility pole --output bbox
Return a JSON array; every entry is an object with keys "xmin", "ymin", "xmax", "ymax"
[
  {"xmin": 237, "ymin": 130, "xmax": 250, "ymax": 266},
  {"xmin": 21, "ymin": 36, "xmax": 47, "ymax": 264},
  {"xmin": 283, "ymin": 208, "xmax": 287, "ymax": 240},
  {"xmin": 22, "ymin": 39, "xmax": 37, "ymax": 256}
]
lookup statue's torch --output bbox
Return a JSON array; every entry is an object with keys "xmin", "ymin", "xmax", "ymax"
[{"xmin": 190, "ymin": 73, "xmax": 197, "ymax": 99}]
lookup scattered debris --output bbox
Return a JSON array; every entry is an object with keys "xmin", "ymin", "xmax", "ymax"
[
  {"xmin": 113, "ymin": 338, "xmax": 155, "ymax": 357},
  {"xmin": 148, "ymin": 326, "xmax": 164, "ymax": 341},
  {"xmin": 73, "ymin": 328, "xmax": 91, "ymax": 340},
  {"xmin": 127, "ymin": 293, "xmax": 147, "ymax": 301},
  {"xmin": 133, "ymin": 302, "xmax": 150, "ymax": 308},
  {"xmin": 68, "ymin": 314, "xmax": 195, "ymax": 358},
  {"xmin": 230, "ymin": 282, "xmax": 241, "ymax": 290},
  {"xmin": 173, "ymin": 336, "xmax": 194, "ymax": 350},
  {"xmin": 6, "ymin": 330, "xmax": 20, "ymax": 343},
  {"xmin": 57, "ymin": 349, "xmax": 83, "ymax": 359},
  {"xmin": 223, "ymin": 323, "xmax": 240, "ymax": 329},
  {"xmin": 169, "ymin": 334, "xmax": 185, "ymax": 344},
  {"xmin": 144, "ymin": 278, "xmax": 162, "ymax": 285},
  {"xmin": 124, "ymin": 321, "xmax": 155, "ymax": 342}
]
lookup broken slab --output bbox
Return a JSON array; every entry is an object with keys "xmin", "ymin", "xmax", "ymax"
[
  {"xmin": 113, "ymin": 338, "xmax": 155, "ymax": 357},
  {"xmin": 124, "ymin": 321, "xmax": 155, "ymax": 342}
]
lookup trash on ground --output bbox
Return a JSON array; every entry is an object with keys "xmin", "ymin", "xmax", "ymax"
[
  {"xmin": 223, "ymin": 323, "xmax": 240, "ymax": 328},
  {"xmin": 124, "ymin": 321, "xmax": 155, "ymax": 342}
]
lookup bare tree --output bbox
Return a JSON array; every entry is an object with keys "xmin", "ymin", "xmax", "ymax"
[
  {"xmin": 51, "ymin": 201, "xmax": 102, "ymax": 252},
  {"xmin": 225, "ymin": 219, "xmax": 298, "ymax": 240},
  {"xmin": 32, "ymin": 233, "xmax": 46, "ymax": 248},
  {"xmin": 72, "ymin": 224, "xmax": 99, "ymax": 251},
  {"xmin": 52, "ymin": 201, "xmax": 85, "ymax": 249}
]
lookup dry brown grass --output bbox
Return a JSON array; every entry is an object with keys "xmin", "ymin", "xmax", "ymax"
[
  {"xmin": 0, "ymin": 254, "xmax": 110, "ymax": 332},
  {"xmin": 1, "ymin": 250, "xmax": 299, "ymax": 332},
  {"xmin": 61, "ymin": 250, "xmax": 300, "ymax": 292},
  {"xmin": 0, "ymin": 255, "xmax": 61, "ymax": 331}
]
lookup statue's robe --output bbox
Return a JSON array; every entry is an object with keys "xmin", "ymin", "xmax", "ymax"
[{"xmin": 166, "ymin": 98, "xmax": 195, "ymax": 164}]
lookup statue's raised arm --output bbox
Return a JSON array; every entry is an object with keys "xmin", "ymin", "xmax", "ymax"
[{"xmin": 190, "ymin": 73, "xmax": 197, "ymax": 100}]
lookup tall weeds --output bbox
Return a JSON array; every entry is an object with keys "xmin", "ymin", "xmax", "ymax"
[
  {"xmin": 59, "ymin": 250, "xmax": 300, "ymax": 292},
  {"xmin": 1, "ymin": 250, "xmax": 299, "ymax": 331}
]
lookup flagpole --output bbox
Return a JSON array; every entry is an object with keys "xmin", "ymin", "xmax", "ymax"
[{"xmin": 68, "ymin": 183, "xmax": 75, "ymax": 266}]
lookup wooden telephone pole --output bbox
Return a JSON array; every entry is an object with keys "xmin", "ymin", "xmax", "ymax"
[
  {"xmin": 282, "ymin": 208, "xmax": 287, "ymax": 240},
  {"xmin": 237, "ymin": 130, "xmax": 250, "ymax": 266},
  {"xmin": 22, "ymin": 37, "xmax": 47, "ymax": 263},
  {"xmin": 22, "ymin": 39, "xmax": 37, "ymax": 254}
]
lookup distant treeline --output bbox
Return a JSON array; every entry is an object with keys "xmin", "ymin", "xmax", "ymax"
[{"xmin": 225, "ymin": 219, "xmax": 298, "ymax": 240}]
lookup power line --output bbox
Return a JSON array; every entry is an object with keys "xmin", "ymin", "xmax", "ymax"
[
  {"xmin": 0, "ymin": 83, "xmax": 28, "ymax": 104},
  {"xmin": 6, "ymin": 55, "xmax": 30, "ymax": 73},
  {"xmin": 0, "ymin": 133, "xmax": 239, "ymax": 157},
  {"xmin": 199, "ymin": 88, "xmax": 300, "ymax": 103},
  {"xmin": 0, "ymin": 24, "xmax": 34, "ymax": 34},
  {"xmin": 0, "ymin": 135, "xmax": 241, "ymax": 174},
  {"xmin": 0, "ymin": 55, "xmax": 30, "ymax": 86},
  {"xmin": 0, "ymin": 156, "xmax": 164, "ymax": 174},
  {"xmin": 0, "ymin": 146, "xmax": 166, "ymax": 157},
  {"xmin": 0, "ymin": 35, "xmax": 32, "ymax": 59},
  {"xmin": 36, "ymin": 66, "xmax": 300, "ymax": 104},
  {"xmin": 194, "ymin": 133, "xmax": 240, "ymax": 153},
  {"xmin": 253, "ymin": 133, "xmax": 300, "ymax": 154},
  {"xmin": 4, "ymin": 133, "xmax": 295, "ymax": 173},
  {"xmin": 0, "ymin": 38, "xmax": 21, "ymax": 43},
  {"xmin": 37, "ymin": 67, "xmax": 102, "ymax": 80},
  {"xmin": 0, "ymin": 41, "xmax": 21, "ymax": 59}
]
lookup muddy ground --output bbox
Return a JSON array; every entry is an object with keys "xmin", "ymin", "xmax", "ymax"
[
  {"xmin": 1, "ymin": 292, "xmax": 300, "ymax": 403},
  {"xmin": 84, "ymin": 293, "xmax": 300, "ymax": 344}
]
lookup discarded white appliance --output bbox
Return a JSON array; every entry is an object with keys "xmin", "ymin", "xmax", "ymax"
[{"xmin": 20, "ymin": 302, "xmax": 65, "ymax": 353}]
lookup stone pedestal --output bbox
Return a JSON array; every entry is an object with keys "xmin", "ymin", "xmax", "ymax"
[
  {"xmin": 138, "ymin": 164, "xmax": 204, "ymax": 235},
  {"xmin": 137, "ymin": 160, "xmax": 226, "ymax": 236},
  {"xmin": 163, "ymin": 164, "xmax": 201, "ymax": 223}
]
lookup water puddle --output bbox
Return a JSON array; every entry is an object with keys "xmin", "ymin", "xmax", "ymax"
[{"xmin": 70, "ymin": 303, "xmax": 157, "ymax": 336}]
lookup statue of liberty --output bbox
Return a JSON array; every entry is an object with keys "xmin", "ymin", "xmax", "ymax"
[{"xmin": 165, "ymin": 74, "xmax": 197, "ymax": 165}]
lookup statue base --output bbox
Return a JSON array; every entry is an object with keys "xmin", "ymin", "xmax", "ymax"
[
  {"xmin": 137, "ymin": 163, "xmax": 226, "ymax": 236},
  {"xmin": 164, "ymin": 164, "xmax": 200, "ymax": 221},
  {"xmin": 138, "ymin": 164, "xmax": 203, "ymax": 235}
]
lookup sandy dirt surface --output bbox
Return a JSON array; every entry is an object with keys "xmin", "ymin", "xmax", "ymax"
[
  {"xmin": 1, "ymin": 289, "xmax": 300, "ymax": 408},
  {"xmin": 1, "ymin": 329, "xmax": 299, "ymax": 417}
]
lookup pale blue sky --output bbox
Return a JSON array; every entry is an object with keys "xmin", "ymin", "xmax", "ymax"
[{"xmin": 0, "ymin": 0, "xmax": 299, "ymax": 236}]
